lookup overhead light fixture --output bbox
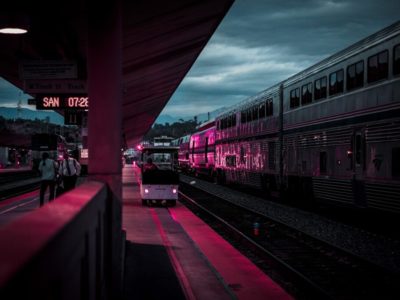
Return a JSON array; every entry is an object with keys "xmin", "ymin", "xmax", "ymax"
[
  {"xmin": 0, "ymin": 27, "xmax": 27, "ymax": 34},
  {"xmin": 0, "ymin": 13, "xmax": 29, "ymax": 35}
]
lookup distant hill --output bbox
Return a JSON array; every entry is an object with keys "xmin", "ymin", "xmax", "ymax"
[
  {"xmin": 0, "ymin": 107, "xmax": 64, "ymax": 125},
  {"xmin": 0, "ymin": 106, "xmax": 227, "ymax": 127},
  {"xmin": 154, "ymin": 114, "xmax": 180, "ymax": 125},
  {"xmin": 154, "ymin": 107, "xmax": 227, "ymax": 125}
]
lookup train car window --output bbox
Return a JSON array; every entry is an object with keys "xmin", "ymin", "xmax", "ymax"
[
  {"xmin": 266, "ymin": 99, "xmax": 273, "ymax": 116},
  {"xmin": 259, "ymin": 102, "xmax": 266, "ymax": 119},
  {"xmin": 290, "ymin": 88, "xmax": 300, "ymax": 108},
  {"xmin": 320, "ymin": 152, "xmax": 327, "ymax": 173},
  {"xmin": 329, "ymin": 69, "xmax": 344, "ymax": 96},
  {"xmin": 314, "ymin": 76, "xmax": 327, "ymax": 100},
  {"xmin": 392, "ymin": 147, "xmax": 400, "ymax": 177},
  {"xmin": 347, "ymin": 60, "xmax": 364, "ymax": 91},
  {"xmin": 394, "ymin": 44, "xmax": 400, "ymax": 76},
  {"xmin": 368, "ymin": 50, "xmax": 388, "ymax": 83},
  {"xmin": 301, "ymin": 82, "xmax": 312, "ymax": 105}
]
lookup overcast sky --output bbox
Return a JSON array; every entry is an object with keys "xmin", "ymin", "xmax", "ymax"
[
  {"xmin": 161, "ymin": 0, "xmax": 400, "ymax": 118},
  {"xmin": 1, "ymin": 0, "xmax": 399, "ymax": 119}
]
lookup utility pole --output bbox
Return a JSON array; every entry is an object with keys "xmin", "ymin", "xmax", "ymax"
[{"xmin": 16, "ymin": 93, "xmax": 22, "ymax": 119}]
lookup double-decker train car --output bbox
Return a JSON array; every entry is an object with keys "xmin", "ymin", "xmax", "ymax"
[
  {"xmin": 215, "ymin": 87, "xmax": 280, "ymax": 190},
  {"xmin": 181, "ymin": 21, "xmax": 400, "ymax": 214},
  {"xmin": 189, "ymin": 120, "xmax": 216, "ymax": 178},
  {"xmin": 172, "ymin": 134, "xmax": 191, "ymax": 172}
]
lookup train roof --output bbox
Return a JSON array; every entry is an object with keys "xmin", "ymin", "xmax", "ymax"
[
  {"xmin": 217, "ymin": 84, "xmax": 280, "ymax": 118},
  {"xmin": 195, "ymin": 119, "xmax": 215, "ymax": 131},
  {"xmin": 283, "ymin": 20, "xmax": 400, "ymax": 87},
  {"xmin": 216, "ymin": 20, "xmax": 400, "ymax": 119}
]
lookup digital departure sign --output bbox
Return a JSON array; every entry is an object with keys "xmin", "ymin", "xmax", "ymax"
[{"xmin": 36, "ymin": 94, "xmax": 89, "ymax": 110}]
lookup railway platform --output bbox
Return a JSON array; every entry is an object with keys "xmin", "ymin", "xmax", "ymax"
[
  {"xmin": 0, "ymin": 165, "xmax": 293, "ymax": 299},
  {"xmin": 122, "ymin": 164, "xmax": 293, "ymax": 299}
]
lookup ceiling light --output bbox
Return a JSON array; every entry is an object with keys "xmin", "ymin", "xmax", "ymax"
[
  {"xmin": 0, "ymin": 28, "xmax": 27, "ymax": 34},
  {"xmin": 0, "ymin": 13, "xmax": 29, "ymax": 35}
]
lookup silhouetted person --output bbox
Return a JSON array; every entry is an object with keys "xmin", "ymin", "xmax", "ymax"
[
  {"xmin": 143, "ymin": 157, "xmax": 158, "ymax": 172},
  {"xmin": 60, "ymin": 152, "xmax": 81, "ymax": 192},
  {"xmin": 38, "ymin": 152, "xmax": 58, "ymax": 206}
]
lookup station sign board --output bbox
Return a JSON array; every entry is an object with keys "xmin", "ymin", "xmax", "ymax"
[
  {"xmin": 19, "ymin": 60, "xmax": 78, "ymax": 79},
  {"xmin": 36, "ymin": 94, "xmax": 89, "ymax": 110},
  {"xmin": 24, "ymin": 79, "xmax": 87, "ymax": 94}
]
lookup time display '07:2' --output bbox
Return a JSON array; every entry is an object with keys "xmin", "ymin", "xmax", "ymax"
[{"xmin": 36, "ymin": 95, "xmax": 89, "ymax": 110}]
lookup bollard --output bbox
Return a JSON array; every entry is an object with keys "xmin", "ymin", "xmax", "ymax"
[{"xmin": 253, "ymin": 222, "xmax": 260, "ymax": 236}]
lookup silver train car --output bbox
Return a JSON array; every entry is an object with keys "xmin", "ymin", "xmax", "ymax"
[{"xmin": 209, "ymin": 21, "xmax": 400, "ymax": 213}]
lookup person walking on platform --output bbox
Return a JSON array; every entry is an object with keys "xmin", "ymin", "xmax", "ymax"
[
  {"xmin": 60, "ymin": 152, "xmax": 81, "ymax": 192},
  {"xmin": 38, "ymin": 152, "xmax": 58, "ymax": 207}
]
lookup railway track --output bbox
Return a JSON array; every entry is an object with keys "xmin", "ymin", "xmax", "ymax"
[
  {"xmin": 0, "ymin": 171, "xmax": 41, "ymax": 200},
  {"xmin": 179, "ymin": 181, "xmax": 400, "ymax": 300}
]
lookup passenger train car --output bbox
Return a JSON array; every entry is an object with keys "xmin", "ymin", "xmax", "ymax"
[
  {"xmin": 172, "ymin": 134, "xmax": 191, "ymax": 172},
  {"xmin": 178, "ymin": 21, "xmax": 400, "ymax": 214},
  {"xmin": 188, "ymin": 120, "xmax": 216, "ymax": 177}
]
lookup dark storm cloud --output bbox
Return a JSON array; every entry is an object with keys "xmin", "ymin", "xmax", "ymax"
[{"xmin": 163, "ymin": 0, "xmax": 400, "ymax": 118}]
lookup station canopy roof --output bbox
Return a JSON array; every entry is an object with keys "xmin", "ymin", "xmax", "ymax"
[{"xmin": 0, "ymin": 0, "xmax": 234, "ymax": 147}]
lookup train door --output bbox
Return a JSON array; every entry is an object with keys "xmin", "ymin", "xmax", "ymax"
[
  {"xmin": 352, "ymin": 130, "xmax": 366, "ymax": 206},
  {"xmin": 191, "ymin": 140, "xmax": 195, "ymax": 164},
  {"xmin": 205, "ymin": 137, "xmax": 209, "ymax": 163},
  {"xmin": 354, "ymin": 130, "xmax": 365, "ymax": 180}
]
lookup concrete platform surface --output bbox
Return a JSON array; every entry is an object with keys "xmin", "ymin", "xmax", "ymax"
[{"xmin": 122, "ymin": 164, "xmax": 293, "ymax": 300}]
